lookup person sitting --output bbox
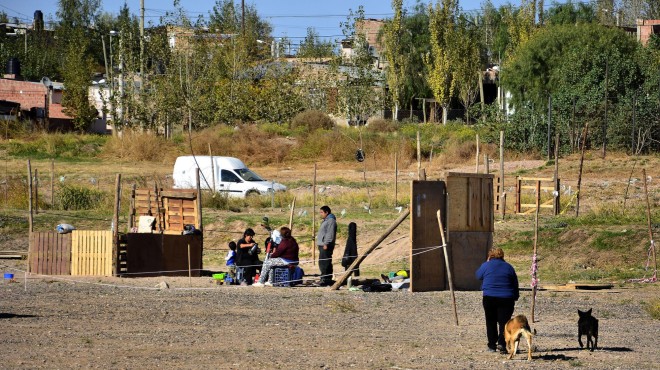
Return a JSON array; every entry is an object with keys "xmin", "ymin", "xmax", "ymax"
[
  {"xmin": 236, "ymin": 228, "xmax": 261, "ymax": 285},
  {"xmin": 225, "ymin": 241, "xmax": 237, "ymax": 283},
  {"xmin": 253, "ymin": 226, "xmax": 299, "ymax": 287}
]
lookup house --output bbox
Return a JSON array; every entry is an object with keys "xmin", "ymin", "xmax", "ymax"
[
  {"xmin": 0, "ymin": 62, "xmax": 73, "ymax": 130},
  {"xmin": 636, "ymin": 19, "xmax": 660, "ymax": 46}
]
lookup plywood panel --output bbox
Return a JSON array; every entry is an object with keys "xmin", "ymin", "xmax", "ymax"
[
  {"xmin": 123, "ymin": 233, "xmax": 202, "ymax": 277},
  {"xmin": 71, "ymin": 230, "xmax": 113, "ymax": 276},
  {"xmin": 447, "ymin": 231, "xmax": 492, "ymax": 291},
  {"xmin": 29, "ymin": 231, "xmax": 71, "ymax": 275},
  {"xmin": 447, "ymin": 172, "xmax": 494, "ymax": 232},
  {"xmin": 410, "ymin": 180, "xmax": 446, "ymax": 292}
]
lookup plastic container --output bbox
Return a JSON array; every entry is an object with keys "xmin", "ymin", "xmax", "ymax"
[
  {"xmin": 4, "ymin": 273, "xmax": 14, "ymax": 279},
  {"xmin": 212, "ymin": 273, "xmax": 226, "ymax": 280}
]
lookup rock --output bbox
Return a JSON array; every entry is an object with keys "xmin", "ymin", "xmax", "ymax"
[{"xmin": 156, "ymin": 281, "xmax": 169, "ymax": 289}]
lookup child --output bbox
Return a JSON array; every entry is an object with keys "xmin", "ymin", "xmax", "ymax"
[{"xmin": 225, "ymin": 241, "xmax": 237, "ymax": 283}]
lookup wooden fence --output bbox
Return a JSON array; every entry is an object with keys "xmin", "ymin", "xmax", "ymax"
[{"xmin": 71, "ymin": 230, "xmax": 114, "ymax": 276}]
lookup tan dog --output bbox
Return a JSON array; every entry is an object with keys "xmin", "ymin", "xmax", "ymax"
[{"xmin": 504, "ymin": 315, "xmax": 534, "ymax": 361}]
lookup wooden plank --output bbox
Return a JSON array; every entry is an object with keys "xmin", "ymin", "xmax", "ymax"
[
  {"xmin": 410, "ymin": 180, "xmax": 446, "ymax": 292},
  {"xmin": 447, "ymin": 172, "xmax": 494, "ymax": 179},
  {"xmin": 71, "ymin": 230, "xmax": 113, "ymax": 276},
  {"xmin": 518, "ymin": 177, "xmax": 554, "ymax": 182},
  {"xmin": 521, "ymin": 186, "xmax": 555, "ymax": 191},
  {"xmin": 446, "ymin": 231, "xmax": 491, "ymax": 290},
  {"xmin": 160, "ymin": 191, "xmax": 196, "ymax": 199}
]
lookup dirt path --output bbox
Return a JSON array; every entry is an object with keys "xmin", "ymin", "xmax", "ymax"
[{"xmin": 0, "ymin": 273, "xmax": 658, "ymax": 369}]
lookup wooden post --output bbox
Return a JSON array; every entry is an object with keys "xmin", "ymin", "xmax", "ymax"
[
  {"xmin": 499, "ymin": 131, "xmax": 505, "ymax": 219},
  {"xmin": 331, "ymin": 208, "xmax": 410, "ymax": 290},
  {"xmin": 547, "ymin": 95, "xmax": 552, "ymax": 161},
  {"xmin": 155, "ymin": 183, "xmax": 162, "ymax": 232},
  {"xmin": 531, "ymin": 180, "xmax": 541, "ymax": 323},
  {"xmin": 196, "ymin": 169, "xmax": 203, "ymax": 232},
  {"xmin": 642, "ymin": 169, "xmax": 658, "ymax": 279},
  {"xmin": 128, "ymin": 184, "xmax": 136, "ymax": 232},
  {"xmin": 312, "ymin": 163, "xmax": 317, "ymax": 265},
  {"xmin": 576, "ymin": 123, "xmax": 589, "ymax": 217},
  {"xmin": 475, "ymin": 134, "xmax": 480, "ymax": 173},
  {"xmin": 484, "ymin": 154, "xmax": 489, "ymax": 174},
  {"xmin": 553, "ymin": 133, "xmax": 560, "ymax": 215},
  {"xmin": 112, "ymin": 174, "xmax": 121, "ymax": 276},
  {"xmin": 437, "ymin": 210, "xmax": 459, "ymax": 326},
  {"xmin": 502, "ymin": 193, "xmax": 507, "ymax": 220},
  {"xmin": 188, "ymin": 243, "xmax": 192, "ymax": 287},
  {"xmin": 417, "ymin": 131, "xmax": 421, "ymax": 180},
  {"xmin": 602, "ymin": 59, "xmax": 609, "ymax": 159},
  {"xmin": 34, "ymin": 168, "xmax": 38, "ymax": 214},
  {"xmin": 27, "ymin": 160, "xmax": 33, "ymax": 233},
  {"xmin": 394, "ymin": 151, "xmax": 398, "ymax": 207},
  {"xmin": 516, "ymin": 177, "xmax": 522, "ymax": 214},
  {"xmin": 50, "ymin": 159, "xmax": 54, "ymax": 207},
  {"xmin": 288, "ymin": 196, "xmax": 296, "ymax": 230},
  {"xmin": 208, "ymin": 143, "xmax": 215, "ymax": 193}
]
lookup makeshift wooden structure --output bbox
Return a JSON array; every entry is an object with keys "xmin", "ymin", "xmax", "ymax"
[
  {"xmin": 515, "ymin": 176, "xmax": 560, "ymax": 215},
  {"xmin": 28, "ymin": 231, "xmax": 71, "ymax": 275},
  {"xmin": 71, "ymin": 230, "xmax": 114, "ymax": 276}
]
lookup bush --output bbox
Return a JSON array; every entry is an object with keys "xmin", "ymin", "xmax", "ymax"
[
  {"xmin": 56, "ymin": 184, "xmax": 105, "ymax": 210},
  {"xmin": 290, "ymin": 110, "xmax": 334, "ymax": 131},
  {"xmin": 366, "ymin": 118, "xmax": 398, "ymax": 133}
]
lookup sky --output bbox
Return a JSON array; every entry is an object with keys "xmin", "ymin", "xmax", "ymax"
[{"xmin": 0, "ymin": 0, "xmax": 572, "ymax": 41}]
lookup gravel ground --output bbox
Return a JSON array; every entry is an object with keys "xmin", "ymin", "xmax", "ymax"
[{"xmin": 0, "ymin": 270, "xmax": 658, "ymax": 370}]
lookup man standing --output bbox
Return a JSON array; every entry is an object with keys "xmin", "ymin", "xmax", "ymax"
[{"xmin": 316, "ymin": 205, "xmax": 337, "ymax": 286}]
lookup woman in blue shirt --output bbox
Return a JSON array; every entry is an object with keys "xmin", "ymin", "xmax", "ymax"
[{"xmin": 476, "ymin": 247, "xmax": 520, "ymax": 353}]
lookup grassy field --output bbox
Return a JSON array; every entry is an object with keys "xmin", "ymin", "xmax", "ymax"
[{"xmin": 1, "ymin": 128, "xmax": 658, "ymax": 285}]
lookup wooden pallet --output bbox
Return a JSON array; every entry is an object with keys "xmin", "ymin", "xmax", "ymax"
[
  {"xmin": 540, "ymin": 283, "xmax": 614, "ymax": 291},
  {"xmin": 71, "ymin": 230, "xmax": 113, "ymax": 276}
]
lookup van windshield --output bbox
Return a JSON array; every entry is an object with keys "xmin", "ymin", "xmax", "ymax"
[{"xmin": 235, "ymin": 168, "xmax": 264, "ymax": 181}]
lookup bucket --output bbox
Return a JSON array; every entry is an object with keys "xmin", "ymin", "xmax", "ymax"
[
  {"xmin": 4, "ymin": 273, "xmax": 14, "ymax": 279},
  {"xmin": 212, "ymin": 273, "xmax": 225, "ymax": 280}
]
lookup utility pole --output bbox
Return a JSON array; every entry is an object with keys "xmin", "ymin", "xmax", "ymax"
[{"xmin": 140, "ymin": 0, "xmax": 145, "ymax": 85}]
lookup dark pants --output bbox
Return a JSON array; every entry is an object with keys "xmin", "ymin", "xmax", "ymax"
[
  {"xmin": 318, "ymin": 244, "xmax": 334, "ymax": 283},
  {"xmin": 482, "ymin": 296, "xmax": 516, "ymax": 349}
]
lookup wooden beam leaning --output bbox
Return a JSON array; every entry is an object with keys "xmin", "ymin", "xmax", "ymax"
[
  {"xmin": 437, "ymin": 209, "xmax": 458, "ymax": 326},
  {"xmin": 330, "ymin": 208, "xmax": 410, "ymax": 290}
]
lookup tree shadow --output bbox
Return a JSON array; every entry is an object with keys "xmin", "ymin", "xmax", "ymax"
[{"xmin": 0, "ymin": 313, "xmax": 38, "ymax": 319}]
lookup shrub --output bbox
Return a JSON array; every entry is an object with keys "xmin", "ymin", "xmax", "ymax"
[
  {"xmin": 366, "ymin": 118, "xmax": 398, "ymax": 133},
  {"xmin": 290, "ymin": 110, "xmax": 334, "ymax": 131},
  {"xmin": 56, "ymin": 184, "xmax": 105, "ymax": 210},
  {"xmin": 101, "ymin": 131, "xmax": 178, "ymax": 162}
]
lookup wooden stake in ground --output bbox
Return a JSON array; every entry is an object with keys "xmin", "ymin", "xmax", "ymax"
[
  {"xmin": 188, "ymin": 243, "xmax": 192, "ymax": 288},
  {"xmin": 531, "ymin": 180, "xmax": 541, "ymax": 323},
  {"xmin": 553, "ymin": 133, "xmax": 560, "ymax": 216},
  {"xmin": 394, "ymin": 151, "xmax": 398, "ymax": 207},
  {"xmin": 34, "ymin": 168, "xmax": 38, "ymax": 214},
  {"xmin": 112, "ymin": 174, "xmax": 121, "ymax": 276},
  {"xmin": 436, "ymin": 210, "xmax": 459, "ymax": 326},
  {"xmin": 27, "ymin": 160, "xmax": 33, "ymax": 233},
  {"xmin": 330, "ymin": 208, "xmax": 410, "ymax": 290},
  {"xmin": 417, "ymin": 131, "xmax": 421, "ymax": 180},
  {"xmin": 288, "ymin": 196, "xmax": 296, "ymax": 230},
  {"xmin": 475, "ymin": 134, "xmax": 480, "ymax": 173},
  {"xmin": 500, "ymin": 131, "xmax": 505, "ymax": 219},
  {"xmin": 50, "ymin": 159, "xmax": 54, "ymax": 207},
  {"xmin": 208, "ymin": 143, "xmax": 215, "ymax": 194},
  {"xmin": 642, "ymin": 168, "xmax": 658, "ymax": 281},
  {"xmin": 312, "ymin": 163, "xmax": 317, "ymax": 265},
  {"xmin": 576, "ymin": 123, "xmax": 589, "ymax": 217}
]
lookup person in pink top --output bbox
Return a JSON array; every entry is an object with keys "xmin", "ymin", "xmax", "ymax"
[{"xmin": 253, "ymin": 226, "xmax": 299, "ymax": 287}]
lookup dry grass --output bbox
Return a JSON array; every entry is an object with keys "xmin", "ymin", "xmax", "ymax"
[{"xmin": 101, "ymin": 131, "xmax": 179, "ymax": 163}]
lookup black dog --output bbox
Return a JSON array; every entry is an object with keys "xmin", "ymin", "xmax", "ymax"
[{"xmin": 578, "ymin": 308, "xmax": 599, "ymax": 351}]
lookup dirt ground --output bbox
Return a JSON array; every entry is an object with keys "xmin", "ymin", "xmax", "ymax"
[{"xmin": 0, "ymin": 272, "xmax": 658, "ymax": 369}]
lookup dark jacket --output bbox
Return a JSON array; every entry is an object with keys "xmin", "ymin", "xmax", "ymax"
[
  {"xmin": 236, "ymin": 237, "xmax": 259, "ymax": 267},
  {"xmin": 475, "ymin": 258, "xmax": 520, "ymax": 300},
  {"xmin": 271, "ymin": 237, "xmax": 299, "ymax": 262},
  {"xmin": 316, "ymin": 213, "xmax": 337, "ymax": 247}
]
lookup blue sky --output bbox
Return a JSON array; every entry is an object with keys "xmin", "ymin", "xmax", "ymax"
[{"xmin": 1, "ymin": 0, "xmax": 571, "ymax": 40}]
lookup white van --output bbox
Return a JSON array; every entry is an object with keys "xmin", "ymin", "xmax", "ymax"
[{"xmin": 172, "ymin": 156, "xmax": 286, "ymax": 198}]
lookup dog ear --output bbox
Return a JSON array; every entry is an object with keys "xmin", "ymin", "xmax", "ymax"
[
  {"xmin": 578, "ymin": 309, "xmax": 584, "ymax": 316},
  {"xmin": 587, "ymin": 308, "xmax": 592, "ymax": 315}
]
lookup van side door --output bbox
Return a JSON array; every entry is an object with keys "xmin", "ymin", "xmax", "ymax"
[{"xmin": 220, "ymin": 169, "xmax": 244, "ymax": 196}]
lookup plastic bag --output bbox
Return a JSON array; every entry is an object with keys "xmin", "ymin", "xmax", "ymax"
[{"xmin": 56, "ymin": 224, "xmax": 75, "ymax": 234}]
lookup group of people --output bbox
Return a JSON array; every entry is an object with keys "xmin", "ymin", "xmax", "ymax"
[
  {"xmin": 224, "ymin": 205, "xmax": 338, "ymax": 287},
  {"xmin": 225, "ymin": 205, "xmax": 520, "ymax": 353}
]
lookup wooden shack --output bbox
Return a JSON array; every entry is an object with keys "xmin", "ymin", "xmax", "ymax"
[{"xmin": 409, "ymin": 173, "xmax": 493, "ymax": 292}]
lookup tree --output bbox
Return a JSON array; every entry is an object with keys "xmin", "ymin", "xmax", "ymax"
[
  {"xmin": 298, "ymin": 27, "xmax": 334, "ymax": 61},
  {"xmin": 451, "ymin": 13, "xmax": 482, "ymax": 123},
  {"xmin": 546, "ymin": 1, "xmax": 597, "ymax": 25},
  {"xmin": 56, "ymin": 0, "xmax": 102, "ymax": 131},
  {"xmin": 425, "ymin": 0, "xmax": 458, "ymax": 124},
  {"xmin": 382, "ymin": 0, "xmax": 406, "ymax": 120},
  {"xmin": 503, "ymin": 23, "xmax": 645, "ymax": 152},
  {"xmin": 332, "ymin": 6, "xmax": 383, "ymax": 124}
]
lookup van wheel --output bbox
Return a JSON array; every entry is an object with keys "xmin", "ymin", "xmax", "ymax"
[{"xmin": 246, "ymin": 190, "xmax": 259, "ymax": 197}]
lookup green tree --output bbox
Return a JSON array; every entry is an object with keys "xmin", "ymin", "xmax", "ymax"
[
  {"xmin": 382, "ymin": 0, "xmax": 406, "ymax": 121},
  {"xmin": 425, "ymin": 0, "xmax": 458, "ymax": 124},
  {"xmin": 298, "ymin": 27, "xmax": 335, "ymax": 61},
  {"xmin": 452, "ymin": 13, "xmax": 483, "ymax": 123},
  {"xmin": 546, "ymin": 1, "xmax": 597, "ymax": 25}
]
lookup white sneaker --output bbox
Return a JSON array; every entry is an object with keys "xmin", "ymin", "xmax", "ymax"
[
  {"xmin": 264, "ymin": 281, "xmax": 273, "ymax": 286},
  {"xmin": 252, "ymin": 282, "xmax": 265, "ymax": 287}
]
